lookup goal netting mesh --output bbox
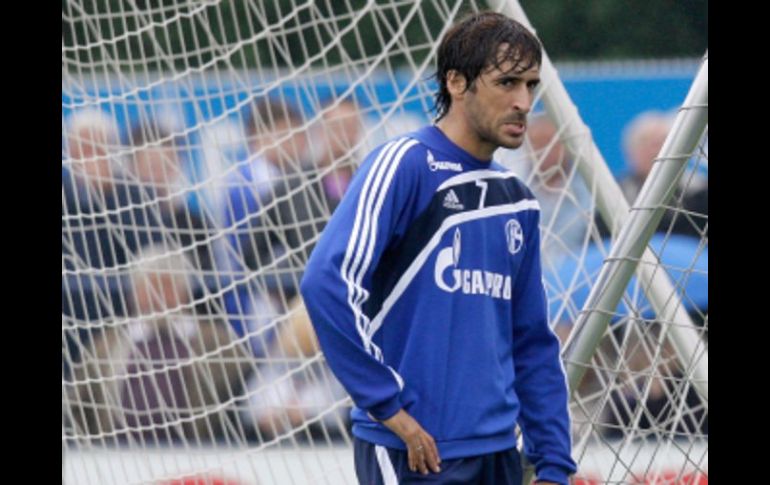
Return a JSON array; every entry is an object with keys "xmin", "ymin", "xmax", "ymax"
[
  {"xmin": 505, "ymin": 111, "xmax": 708, "ymax": 484},
  {"xmin": 62, "ymin": 1, "xmax": 707, "ymax": 483}
]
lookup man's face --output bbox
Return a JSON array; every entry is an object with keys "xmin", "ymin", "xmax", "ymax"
[
  {"xmin": 632, "ymin": 123, "xmax": 669, "ymax": 178},
  {"xmin": 133, "ymin": 145, "xmax": 181, "ymax": 189},
  {"xmin": 528, "ymin": 120, "xmax": 568, "ymax": 189},
  {"xmin": 254, "ymin": 118, "xmax": 309, "ymax": 167},
  {"xmin": 133, "ymin": 272, "xmax": 188, "ymax": 315},
  {"xmin": 69, "ymin": 127, "xmax": 113, "ymax": 182},
  {"xmin": 463, "ymin": 55, "xmax": 540, "ymax": 153},
  {"xmin": 321, "ymin": 104, "xmax": 362, "ymax": 165}
]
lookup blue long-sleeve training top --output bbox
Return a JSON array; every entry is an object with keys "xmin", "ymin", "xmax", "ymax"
[{"xmin": 301, "ymin": 125, "xmax": 577, "ymax": 484}]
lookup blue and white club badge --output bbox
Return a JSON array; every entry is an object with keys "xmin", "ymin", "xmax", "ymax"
[
  {"xmin": 453, "ymin": 227, "xmax": 461, "ymax": 266},
  {"xmin": 505, "ymin": 219, "xmax": 524, "ymax": 255}
]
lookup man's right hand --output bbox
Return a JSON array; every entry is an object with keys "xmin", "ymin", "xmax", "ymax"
[{"xmin": 381, "ymin": 409, "xmax": 441, "ymax": 475}]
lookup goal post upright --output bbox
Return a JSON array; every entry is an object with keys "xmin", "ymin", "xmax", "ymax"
[
  {"xmin": 562, "ymin": 53, "xmax": 708, "ymax": 402},
  {"xmin": 498, "ymin": 0, "xmax": 708, "ymax": 404}
]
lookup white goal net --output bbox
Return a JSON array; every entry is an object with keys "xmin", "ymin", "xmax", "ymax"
[
  {"xmin": 507, "ymin": 80, "xmax": 708, "ymax": 484},
  {"xmin": 62, "ymin": 1, "xmax": 707, "ymax": 484}
]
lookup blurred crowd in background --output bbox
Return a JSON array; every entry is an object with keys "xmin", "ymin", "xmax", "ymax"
[{"xmin": 62, "ymin": 88, "xmax": 707, "ymax": 446}]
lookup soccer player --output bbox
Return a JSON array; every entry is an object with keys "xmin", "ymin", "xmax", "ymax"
[{"xmin": 300, "ymin": 11, "xmax": 577, "ymax": 485}]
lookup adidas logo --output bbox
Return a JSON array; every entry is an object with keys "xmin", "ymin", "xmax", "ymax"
[{"xmin": 443, "ymin": 189, "xmax": 464, "ymax": 210}]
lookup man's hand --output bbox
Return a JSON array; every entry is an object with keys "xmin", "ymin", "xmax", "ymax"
[{"xmin": 381, "ymin": 409, "xmax": 441, "ymax": 475}]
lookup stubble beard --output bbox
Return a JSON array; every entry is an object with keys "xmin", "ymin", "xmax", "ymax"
[
  {"xmin": 468, "ymin": 104, "xmax": 526, "ymax": 153},
  {"xmin": 480, "ymin": 122, "xmax": 524, "ymax": 151}
]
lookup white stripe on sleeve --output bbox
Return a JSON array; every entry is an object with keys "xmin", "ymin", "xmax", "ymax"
[{"xmin": 340, "ymin": 138, "xmax": 411, "ymax": 354}]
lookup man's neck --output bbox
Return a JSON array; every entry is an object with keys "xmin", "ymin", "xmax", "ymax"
[{"xmin": 435, "ymin": 112, "xmax": 496, "ymax": 161}]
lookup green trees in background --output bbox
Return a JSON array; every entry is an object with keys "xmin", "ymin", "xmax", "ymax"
[
  {"xmin": 63, "ymin": 0, "xmax": 453, "ymax": 71},
  {"xmin": 62, "ymin": 0, "xmax": 707, "ymax": 72},
  {"xmin": 521, "ymin": 0, "xmax": 707, "ymax": 60}
]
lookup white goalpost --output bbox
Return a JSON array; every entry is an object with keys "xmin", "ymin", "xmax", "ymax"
[{"xmin": 62, "ymin": 1, "xmax": 707, "ymax": 484}]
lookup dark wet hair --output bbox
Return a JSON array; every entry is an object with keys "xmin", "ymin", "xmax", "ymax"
[{"xmin": 433, "ymin": 11, "xmax": 542, "ymax": 121}]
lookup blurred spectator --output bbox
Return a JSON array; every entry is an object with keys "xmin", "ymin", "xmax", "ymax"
[
  {"xmin": 62, "ymin": 109, "xmax": 131, "ymax": 278},
  {"xmin": 663, "ymin": 137, "xmax": 708, "ymax": 239},
  {"xmin": 321, "ymin": 98, "xmax": 363, "ymax": 202},
  {"xmin": 63, "ymin": 111, "xmax": 171, "ymax": 320},
  {"xmin": 601, "ymin": 322, "xmax": 707, "ymax": 441},
  {"xmin": 261, "ymin": 98, "xmax": 362, "ymax": 261},
  {"xmin": 226, "ymin": 98, "xmax": 309, "ymax": 222},
  {"xmin": 222, "ymin": 98, "xmax": 310, "ymax": 355},
  {"xmin": 127, "ymin": 122, "xmax": 186, "ymax": 202},
  {"xmin": 238, "ymin": 296, "xmax": 350, "ymax": 440},
  {"xmin": 63, "ymin": 109, "xmax": 122, "ymax": 192},
  {"xmin": 67, "ymin": 244, "xmax": 250, "ymax": 444},
  {"xmin": 312, "ymin": 98, "xmax": 364, "ymax": 169},
  {"xmin": 232, "ymin": 98, "xmax": 362, "ymax": 267},
  {"xmin": 223, "ymin": 99, "xmax": 363, "ymax": 353},
  {"xmin": 593, "ymin": 111, "xmax": 671, "ymax": 239},
  {"xmin": 251, "ymin": 99, "xmax": 362, "ymax": 300},
  {"xmin": 596, "ymin": 110, "xmax": 707, "ymax": 239},
  {"xmin": 126, "ymin": 121, "xmax": 220, "ymax": 313},
  {"xmin": 63, "ymin": 109, "xmax": 145, "ymax": 375},
  {"xmin": 232, "ymin": 99, "xmax": 363, "ymax": 440},
  {"xmin": 619, "ymin": 111, "xmax": 674, "ymax": 204},
  {"xmin": 522, "ymin": 116, "xmax": 593, "ymax": 266}
]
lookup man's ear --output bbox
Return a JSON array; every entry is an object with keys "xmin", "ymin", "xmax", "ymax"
[{"xmin": 446, "ymin": 70, "xmax": 467, "ymax": 99}]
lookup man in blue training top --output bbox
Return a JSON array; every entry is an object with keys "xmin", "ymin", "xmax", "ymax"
[{"xmin": 301, "ymin": 11, "xmax": 577, "ymax": 485}]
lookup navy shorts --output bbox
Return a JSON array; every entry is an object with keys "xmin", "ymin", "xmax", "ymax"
[{"xmin": 354, "ymin": 437, "xmax": 522, "ymax": 485}]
